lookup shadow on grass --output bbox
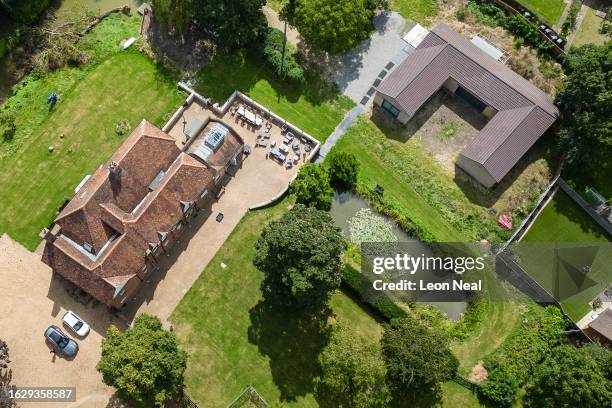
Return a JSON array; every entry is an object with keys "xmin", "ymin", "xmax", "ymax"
[
  {"xmin": 194, "ymin": 50, "xmax": 340, "ymax": 107},
  {"xmin": 247, "ymin": 296, "xmax": 332, "ymax": 403},
  {"xmin": 389, "ymin": 385, "xmax": 444, "ymax": 408}
]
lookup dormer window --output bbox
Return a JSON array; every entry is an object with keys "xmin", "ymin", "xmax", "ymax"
[{"xmin": 83, "ymin": 242, "xmax": 94, "ymax": 254}]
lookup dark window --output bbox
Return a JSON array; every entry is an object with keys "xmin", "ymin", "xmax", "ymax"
[
  {"xmin": 455, "ymin": 87, "xmax": 487, "ymax": 112},
  {"xmin": 382, "ymin": 99, "xmax": 401, "ymax": 118}
]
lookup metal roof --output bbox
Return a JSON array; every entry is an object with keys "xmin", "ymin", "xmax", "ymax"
[{"xmin": 376, "ymin": 24, "xmax": 559, "ymax": 184}]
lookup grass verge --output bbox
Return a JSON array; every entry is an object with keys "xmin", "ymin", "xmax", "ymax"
[
  {"xmin": 519, "ymin": 0, "xmax": 566, "ymax": 25},
  {"xmin": 391, "ymin": 0, "xmax": 439, "ymax": 24}
]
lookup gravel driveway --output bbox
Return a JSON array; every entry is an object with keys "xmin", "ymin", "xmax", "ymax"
[{"xmin": 332, "ymin": 12, "xmax": 413, "ymax": 104}]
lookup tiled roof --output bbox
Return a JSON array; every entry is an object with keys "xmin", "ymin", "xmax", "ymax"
[
  {"xmin": 377, "ymin": 24, "xmax": 559, "ymax": 183},
  {"xmin": 43, "ymin": 120, "xmax": 217, "ymax": 306}
]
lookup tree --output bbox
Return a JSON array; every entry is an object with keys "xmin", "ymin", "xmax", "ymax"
[
  {"xmin": 0, "ymin": 0, "xmax": 52, "ymax": 24},
  {"xmin": 524, "ymin": 345, "xmax": 612, "ymax": 408},
  {"xmin": 557, "ymin": 42, "xmax": 612, "ymax": 171},
  {"xmin": 290, "ymin": 0, "xmax": 374, "ymax": 54},
  {"xmin": 151, "ymin": 0, "xmax": 194, "ymax": 32},
  {"xmin": 328, "ymin": 151, "xmax": 359, "ymax": 187},
  {"xmin": 381, "ymin": 317, "xmax": 458, "ymax": 397},
  {"xmin": 316, "ymin": 322, "xmax": 390, "ymax": 407},
  {"xmin": 96, "ymin": 314, "xmax": 188, "ymax": 407},
  {"xmin": 478, "ymin": 363, "xmax": 519, "ymax": 407},
  {"xmin": 193, "ymin": 0, "xmax": 267, "ymax": 49},
  {"xmin": 291, "ymin": 162, "xmax": 334, "ymax": 211},
  {"xmin": 253, "ymin": 204, "xmax": 345, "ymax": 311}
]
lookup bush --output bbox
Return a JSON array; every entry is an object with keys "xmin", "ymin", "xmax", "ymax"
[
  {"xmin": 0, "ymin": 110, "xmax": 17, "ymax": 142},
  {"xmin": 479, "ymin": 363, "xmax": 520, "ymax": 407},
  {"xmin": 291, "ymin": 162, "xmax": 334, "ymax": 210},
  {"xmin": 451, "ymin": 299, "xmax": 486, "ymax": 340},
  {"xmin": 262, "ymin": 28, "xmax": 305, "ymax": 83},
  {"xmin": 328, "ymin": 151, "xmax": 359, "ymax": 187}
]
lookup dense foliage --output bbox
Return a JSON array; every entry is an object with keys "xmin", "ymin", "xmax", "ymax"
[
  {"xmin": 261, "ymin": 27, "xmax": 304, "ymax": 83},
  {"xmin": 328, "ymin": 151, "xmax": 359, "ymax": 187},
  {"xmin": 0, "ymin": 0, "xmax": 52, "ymax": 24},
  {"xmin": 316, "ymin": 322, "xmax": 390, "ymax": 407},
  {"xmin": 253, "ymin": 204, "xmax": 345, "ymax": 310},
  {"xmin": 478, "ymin": 363, "xmax": 519, "ymax": 407},
  {"xmin": 381, "ymin": 317, "xmax": 459, "ymax": 395},
  {"xmin": 556, "ymin": 42, "xmax": 612, "ymax": 172},
  {"xmin": 0, "ymin": 109, "xmax": 16, "ymax": 142},
  {"xmin": 524, "ymin": 345, "xmax": 612, "ymax": 408},
  {"xmin": 152, "ymin": 0, "xmax": 266, "ymax": 49},
  {"xmin": 291, "ymin": 162, "xmax": 334, "ymax": 210},
  {"xmin": 96, "ymin": 314, "xmax": 188, "ymax": 407},
  {"xmin": 289, "ymin": 0, "xmax": 375, "ymax": 53}
]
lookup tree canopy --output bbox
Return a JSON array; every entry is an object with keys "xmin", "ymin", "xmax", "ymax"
[
  {"xmin": 96, "ymin": 314, "xmax": 188, "ymax": 407},
  {"xmin": 524, "ymin": 344, "xmax": 612, "ymax": 408},
  {"xmin": 556, "ymin": 42, "xmax": 611, "ymax": 171},
  {"xmin": 253, "ymin": 204, "xmax": 345, "ymax": 311},
  {"xmin": 291, "ymin": 162, "xmax": 335, "ymax": 211},
  {"xmin": 289, "ymin": 0, "xmax": 375, "ymax": 54},
  {"xmin": 316, "ymin": 322, "xmax": 390, "ymax": 407},
  {"xmin": 0, "ymin": 0, "xmax": 52, "ymax": 24},
  {"xmin": 328, "ymin": 151, "xmax": 359, "ymax": 187},
  {"xmin": 381, "ymin": 317, "xmax": 458, "ymax": 396},
  {"xmin": 151, "ymin": 0, "xmax": 194, "ymax": 32}
]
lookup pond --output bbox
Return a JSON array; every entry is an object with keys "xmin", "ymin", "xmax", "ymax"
[
  {"xmin": 0, "ymin": 0, "xmax": 143, "ymax": 102},
  {"xmin": 330, "ymin": 190, "xmax": 468, "ymax": 320}
]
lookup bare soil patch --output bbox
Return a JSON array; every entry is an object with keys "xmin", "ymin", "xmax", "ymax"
[{"xmin": 468, "ymin": 361, "xmax": 489, "ymax": 384}]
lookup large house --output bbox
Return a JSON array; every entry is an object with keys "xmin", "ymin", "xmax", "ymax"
[
  {"xmin": 375, "ymin": 24, "xmax": 559, "ymax": 188},
  {"xmin": 42, "ymin": 118, "xmax": 243, "ymax": 309}
]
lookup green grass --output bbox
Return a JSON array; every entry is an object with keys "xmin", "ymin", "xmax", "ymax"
[
  {"xmin": 573, "ymin": 1, "xmax": 611, "ymax": 47},
  {"xmin": 330, "ymin": 115, "xmax": 476, "ymax": 242},
  {"xmin": 195, "ymin": 52, "xmax": 353, "ymax": 142},
  {"xmin": 523, "ymin": 190, "xmax": 610, "ymax": 244},
  {"xmin": 390, "ymin": 0, "xmax": 439, "ymax": 24},
  {"xmin": 441, "ymin": 381, "xmax": 483, "ymax": 407},
  {"xmin": 519, "ymin": 0, "xmax": 566, "ymax": 25},
  {"xmin": 171, "ymin": 198, "xmax": 382, "ymax": 407},
  {"xmin": 520, "ymin": 190, "xmax": 610, "ymax": 320},
  {"xmin": 0, "ymin": 15, "xmax": 184, "ymax": 250}
]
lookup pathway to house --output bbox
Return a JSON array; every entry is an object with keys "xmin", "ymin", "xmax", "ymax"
[
  {"xmin": 263, "ymin": 6, "xmax": 300, "ymax": 46},
  {"xmin": 317, "ymin": 12, "xmax": 413, "ymax": 162}
]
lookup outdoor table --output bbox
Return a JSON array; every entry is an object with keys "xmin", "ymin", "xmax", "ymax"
[
  {"xmin": 277, "ymin": 152, "xmax": 286, "ymax": 162},
  {"xmin": 286, "ymin": 131, "xmax": 295, "ymax": 141},
  {"xmin": 184, "ymin": 119, "xmax": 203, "ymax": 140},
  {"xmin": 292, "ymin": 141, "xmax": 300, "ymax": 151},
  {"xmin": 238, "ymin": 106, "xmax": 263, "ymax": 126},
  {"xmin": 293, "ymin": 155, "xmax": 299, "ymax": 162},
  {"xmin": 270, "ymin": 140, "xmax": 276, "ymax": 147},
  {"xmin": 279, "ymin": 144, "xmax": 289, "ymax": 154}
]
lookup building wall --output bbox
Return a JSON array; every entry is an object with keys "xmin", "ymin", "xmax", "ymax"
[
  {"xmin": 443, "ymin": 77, "xmax": 459, "ymax": 93},
  {"xmin": 375, "ymin": 93, "xmax": 411, "ymax": 124},
  {"xmin": 457, "ymin": 154, "xmax": 497, "ymax": 188}
]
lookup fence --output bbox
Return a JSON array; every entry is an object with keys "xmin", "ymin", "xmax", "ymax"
[
  {"xmin": 453, "ymin": 375, "xmax": 479, "ymax": 393},
  {"xmin": 557, "ymin": 178, "xmax": 612, "ymax": 235},
  {"xmin": 226, "ymin": 385, "xmax": 269, "ymax": 408}
]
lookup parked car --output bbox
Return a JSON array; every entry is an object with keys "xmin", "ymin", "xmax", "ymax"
[
  {"xmin": 62, "ymin": 310, "xmax": 90, "ymax": 337},
  {"xmin": 44, "ymin": 326, "xmax": 78, "ymax": 356}
]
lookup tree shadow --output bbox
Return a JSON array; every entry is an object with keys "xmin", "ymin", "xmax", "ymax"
[
  {"xmin": 389, "ymin": 385, "xmax": 444, "ymax": 408},
  {"xmin": 247, "ymin": 296, "xmax": 332, "ymax": 402}
]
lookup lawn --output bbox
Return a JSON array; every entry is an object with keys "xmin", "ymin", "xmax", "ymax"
[
  {"xmin": 0, "ymin": 16, "xmax": 184, "ymax": 250},
  {"xmin": 519, "ymin": 0, "xmax": 566, "ymax": 25},
  {"xmin": 390, "ymin": 0, "xmax": 439, "ymax": 24},
  {"xmin": 573, "ymin": 1, "xmax": 611, "ymax": 47},
  {"xmin": 171, "ymin": 198, "xmax": 383, "ymax": 407},
  {"xmin": 195, "ymin": 52, "xmax": 353, "ymax": 143},
  {"xmin": 330, "ymin": 115, "xmax": 479, "ymax": 242},
  {"xmin": 520, "ymin": 190, "xmax": 610, "ymax": 320}
]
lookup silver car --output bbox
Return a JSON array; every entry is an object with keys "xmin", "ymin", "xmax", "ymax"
[
  {"xmin": 44, "ymin": 325, "xmax": 78, "ymax": 356},
  {"xmin": 62, "ymin": 310, "xmax": 90, "ymax": 337}
]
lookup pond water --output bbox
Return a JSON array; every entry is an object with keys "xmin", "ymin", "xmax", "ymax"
[
  {"xmin": 0, "ymin": 0, "xmax": 143, "ymax": 102},
  {"xmin": 330, "ymin": 190, "xmax": 468, "ymax": 320}
]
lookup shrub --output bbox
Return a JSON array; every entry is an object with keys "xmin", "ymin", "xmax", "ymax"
[
  {"xmin": 291, "ymin": 162, "xmax": 334, "ymax": 210},
  {"xmin": 0, "ymin": 109, "xmax": 17, "ymax": 142},
  {"xmin": 262, "ymin": 28, "xmax": 305, "ymax": 83},
  {"xmin": 328, "ymin": 151, "xmax": 359, "ymax": 187},
  {"xmin": 478, "ymin": 363, "xmax": 520, "ymax": 407}
]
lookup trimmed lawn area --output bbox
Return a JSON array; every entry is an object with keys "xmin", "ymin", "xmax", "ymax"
[
  {"xmin": 573, "ymin": 0, "xmax": 611, "ymax": 47},
  {"xmin": 391, "ymin": 0, "xmax": 439, "ymax": 24},
  {"xmin": 521, "ymin": 190, "xmax": 610, "ymax": 320},
  {"xmin": 519, "ymin": 0, "xmax": 566, "ymax": 25},
  {"xmin": 195, "ymin": 52, "xmax": 354, "ymax": 143},
  {"xmin": 442, "ymin": 381, "xmax": 482, "ymax": 407},
  {"xmin": 0, "ymin": 50, "xmax": 183, "ymax": 250},
  {"xmin": 171, "ymin": 198, "xmax": 382, "ymax": 407}
]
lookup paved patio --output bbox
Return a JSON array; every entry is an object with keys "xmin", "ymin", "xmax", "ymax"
[{"xmin": 122, "ymin": 96, "xmax": 310, "ymax": 322}]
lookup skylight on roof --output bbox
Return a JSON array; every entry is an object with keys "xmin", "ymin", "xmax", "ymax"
[{"xmin": 204, "ymin": 124, "xmax": 228, "ymax": 151}]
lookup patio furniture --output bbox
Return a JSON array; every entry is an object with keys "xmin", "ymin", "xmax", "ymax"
[
  {"xmin": 286, "ymin": 159, "xmax": 293, "ymax": 168},
  {"xmin": 256, "ymin": 139, "xmax": 267, "ymax": 148},
  {"xmin": 293, "ymin": 155, "xmax": 299, "ymax": 162},
  {"xmin": 216, "ymin": 212, "xmax": 224, "ymax": 222},
  {"xmin": 244, "ymin": 144, "xmax": 252, "ymax": 155},
  {"xmin": 279, "ymin": 144, "xmax": 289, "ymax": 154},
  {"xmin": 304, "ymin": 144, "xmax": 311, "ymax": 152},
  {"xmin": 286, "ymin": 131, "xmax": 295, "ymax": 141},
  {"xmin": 270, "ymin": 140, "xmax": 276, "ymax": 147},
  {"xmin": 237, "ymin": 106, "xmax": 263, "ymax": 127},
  {"xmin": 292, "ymin": 141, "xmax": 300, "ymax": 151}
]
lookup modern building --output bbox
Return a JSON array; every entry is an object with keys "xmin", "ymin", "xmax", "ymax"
[
  {"xmin": 375, "ymin": 23, "xmax": 559, "ymax": 188},
  {"xmin": 42, "ymin": 118, "xmax": 243, "ymax": 309}
]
